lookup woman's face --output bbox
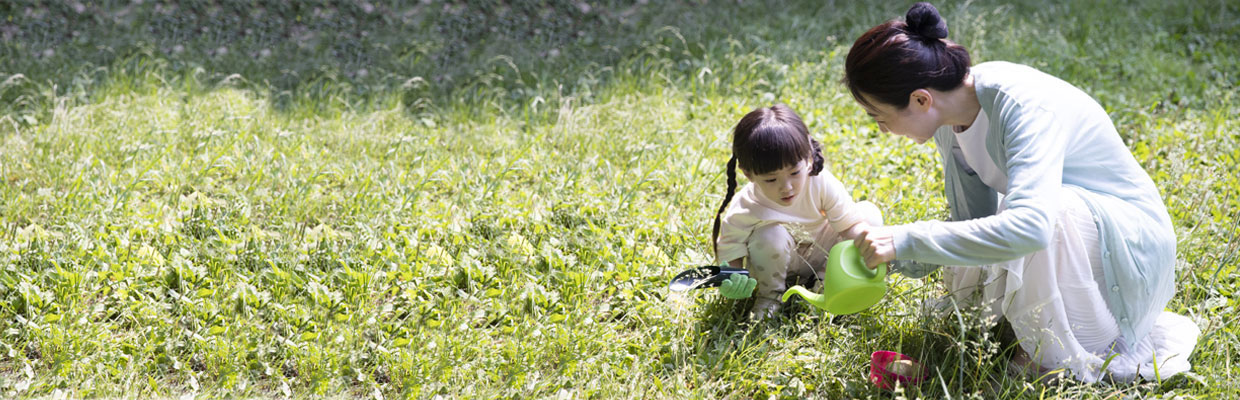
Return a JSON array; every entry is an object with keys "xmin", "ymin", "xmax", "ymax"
[
  {"xmin": 859, "ymin": 92, "xmax": 939, "ymax": 144},
  {"xmin": 744, "ymin": 160, "xmax": 808, "ymax": 206}
]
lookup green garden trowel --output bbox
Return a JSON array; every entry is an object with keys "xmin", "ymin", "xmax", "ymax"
[{"xmin": 668, "ymin": 265, "xmax": 750, "ymax": 292}]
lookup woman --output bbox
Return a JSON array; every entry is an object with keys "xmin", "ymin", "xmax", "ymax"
[{"xmin": 846, "ymin": 2, "xmax": 1199, "ymax": 382}]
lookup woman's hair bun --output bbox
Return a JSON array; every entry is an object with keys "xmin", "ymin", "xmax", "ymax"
[{"xmin": 905, "ymin": 2, "xmax": 948, "ymax": 40}]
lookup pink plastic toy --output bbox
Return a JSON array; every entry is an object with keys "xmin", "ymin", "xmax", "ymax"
[{"xmin": 869, "ymin": 351, "xmax": 928, "ymax": 390}]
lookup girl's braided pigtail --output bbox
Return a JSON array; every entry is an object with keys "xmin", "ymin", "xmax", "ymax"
[
  {"xmin": 712, "ymin": 156, "xmax": 739, "ymax": 259},
  {"xmin": 809, "ymin": 137, "xmax": 825, "ymax": 176}
]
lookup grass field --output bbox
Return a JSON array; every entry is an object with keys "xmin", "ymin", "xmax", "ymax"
[{"xmin": 1, "ymin": 0, "xmax": 1238, "ymax": 398}]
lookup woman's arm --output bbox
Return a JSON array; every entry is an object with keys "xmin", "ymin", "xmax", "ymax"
[{"xmin": 890, "ymin": 98, "xmax": 1069, "ymax": 266}]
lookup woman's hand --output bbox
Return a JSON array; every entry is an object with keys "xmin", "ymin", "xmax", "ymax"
[{"xmin": 853, "ymin": 225, "xmax": 896, "ymax": 269}]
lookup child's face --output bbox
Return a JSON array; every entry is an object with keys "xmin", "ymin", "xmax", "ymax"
[{"xmin": 744, "ymin": 160, "xmax": 808, "ymax": 206}]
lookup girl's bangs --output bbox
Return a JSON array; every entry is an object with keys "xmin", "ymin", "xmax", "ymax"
[{"xmin": 737, "ymin": 124, "xmax": 811, "ymax": 175}]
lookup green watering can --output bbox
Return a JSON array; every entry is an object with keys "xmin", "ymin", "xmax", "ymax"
[{"xmin": 782, "ymin": 241, "xmax": 887, "ymax": 314}]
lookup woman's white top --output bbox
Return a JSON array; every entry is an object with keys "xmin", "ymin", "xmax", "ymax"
[
  {"xmin": 893, "ymin": 61, "xmax": 1178, "ymax": 349},
  {"xmin": 951, "ymin": 108, "xmax": 1008, "ymax": 194}
]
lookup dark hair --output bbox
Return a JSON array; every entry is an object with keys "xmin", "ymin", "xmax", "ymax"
[
  {"xmin": 843, "ymin": 2, "xmax": 971, "ymax": 109},
  {"xmin": 712, "ymin": 104, "xmax": 825, "ymax": 257}
]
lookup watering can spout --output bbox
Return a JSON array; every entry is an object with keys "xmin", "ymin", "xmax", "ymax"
[
  {"xmin": 781, "ymin": 285, "xmax": 829, "ymax": 310},
  {"xmin": 779, "ymin": 241, "xmax": 889, "ymax": 314}
]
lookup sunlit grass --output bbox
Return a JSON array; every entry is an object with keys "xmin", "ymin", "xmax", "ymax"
[{"xmin": 1, "ymin": 0, "xmax": 1237, "ymax": 398}]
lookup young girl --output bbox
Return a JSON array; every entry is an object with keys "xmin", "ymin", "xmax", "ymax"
[
  {"xmin": 843, "ymin": 2, "xmax": 1198, "ymax": 382},
  {"xmin": 712, "ymin": 104, "xmax": 883, "ymax": 319}
]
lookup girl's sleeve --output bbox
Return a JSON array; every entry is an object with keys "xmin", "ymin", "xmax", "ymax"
[
  {"xmin": 716, "ymin": 203, "xmax": 758, "ymax": 264},
  {"xmin": 892, "ymin": 96, "xmax": 1067, "ymax": 266},
  {"xmin": 817, "ymin": 170, "xmax": 868, "ymax": 233}
]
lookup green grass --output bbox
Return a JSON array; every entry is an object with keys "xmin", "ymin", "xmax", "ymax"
[{"xmin": 1, "ymin": 0, "xmax": 1238, "ymax": 398}]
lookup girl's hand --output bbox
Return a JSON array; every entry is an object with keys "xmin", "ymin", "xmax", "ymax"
[
  {"xmin": 718, "ymin": 274, "xmax": 757, "ymax": 299},
  {"xmin": 853, "ymin": 225, "xmax": 896, "ymax": 269},
  {"xmin": 841, "ymin": 221, "xmax": 871, "ymax": 241}
]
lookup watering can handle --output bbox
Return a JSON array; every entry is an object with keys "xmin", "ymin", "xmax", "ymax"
[{"xmin": 871, "ymin": 262, "xmax": 888, "ymax": 282}]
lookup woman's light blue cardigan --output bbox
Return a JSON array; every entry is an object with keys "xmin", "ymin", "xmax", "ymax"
[{"xmin": 893, "ymin": 61, "xmax": 1177, "ymax": 350}]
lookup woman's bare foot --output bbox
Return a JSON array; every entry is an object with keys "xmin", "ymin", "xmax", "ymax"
[
  {"xmin": 1008, "ymin": 348, "xmax": 1039, "ymax": 378},
  {"xmin": 1009, "ymin": 348, "xmax": 1064, "ymax": 383}
]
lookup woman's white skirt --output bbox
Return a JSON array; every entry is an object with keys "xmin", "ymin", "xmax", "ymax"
[{"xmin": 943, "ymin": 189, "xmax": 1200, "ymax": 383}]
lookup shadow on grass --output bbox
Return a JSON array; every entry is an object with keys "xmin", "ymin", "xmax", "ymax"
[
  {"xmin": 4, "ymin": 0, "xmax": 1234, "ymax": 129},
  {"xmin": 0, "ymin": 0, "xmax": 675, "ymax": 122}
]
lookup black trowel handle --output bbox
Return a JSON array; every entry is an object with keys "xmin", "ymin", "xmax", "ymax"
[
  {"xmin": 668, "ymin": 265, "xmax": 751, "ymax": 292},
  {"xmin": 699, "ymin": 266, "xmax": 750, "ymax": 288}
]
